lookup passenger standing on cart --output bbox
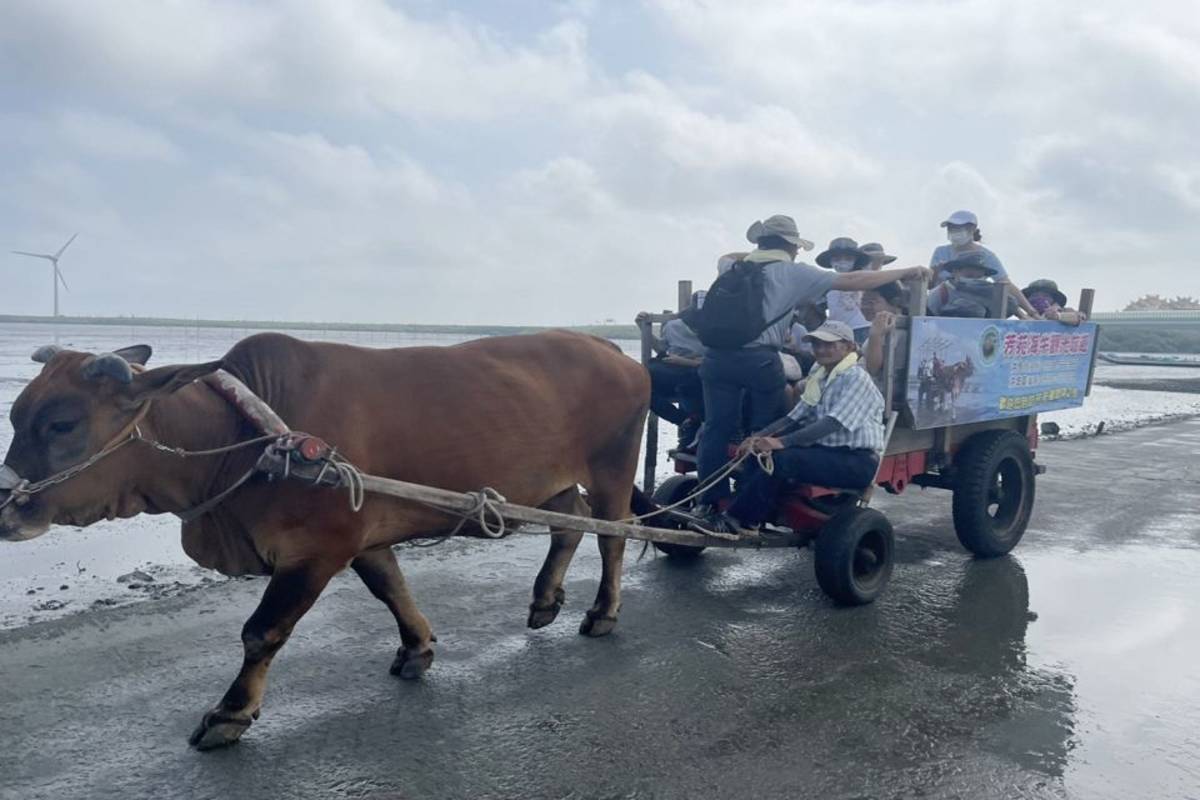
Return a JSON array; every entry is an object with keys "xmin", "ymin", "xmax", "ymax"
[
  {"xmin": 687, "ymin": 215, "xmax": 929, "ymax": 513},
  {"xmin": 694, "ymin": 321, "xmax": 886, "ymax": 536}
]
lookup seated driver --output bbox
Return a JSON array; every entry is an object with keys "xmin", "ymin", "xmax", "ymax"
[{"xmin": 695, "ymin": 321, "xmax": 885, "ymax": 536}]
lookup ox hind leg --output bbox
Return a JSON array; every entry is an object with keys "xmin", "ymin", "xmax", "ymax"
[
  {"xmin": 189, "ymin": 560, "xmax": 340, "ymax": 750},
  {"xmin": 578, "ymin": 416, "xmax": 643, "ymax": 638},
  {"xmin": 352, "ymin": 546, "xmax": 436, "ymax": 679},
  {"xmin": 528, "ymin": 487, "xmax": 587, "ymax": 630}
]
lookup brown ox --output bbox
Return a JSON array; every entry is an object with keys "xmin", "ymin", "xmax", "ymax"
[{"xmin": 0, "ymin": 331, "xmax": 649, "ymax": 749}]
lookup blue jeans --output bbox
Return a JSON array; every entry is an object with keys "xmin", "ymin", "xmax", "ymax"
[
  {"xmin": 646, "ymin": 359, "xmax": 704, "ymax": 426},
  {"xmin": 728, "ymin": 446, "xmax": 879, "ymax": 527},
  {"xmin": 697, "ymin": 347, "xmax": 787, "ymax": 505}
]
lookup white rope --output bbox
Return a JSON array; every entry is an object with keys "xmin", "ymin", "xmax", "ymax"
[
  {"xmin": 409, "ymin": 487, "xmax": 508, "ymax": 547},
  {"xmin": 616, "ymin": 447, "xmax": 775, "ymax": 526}
]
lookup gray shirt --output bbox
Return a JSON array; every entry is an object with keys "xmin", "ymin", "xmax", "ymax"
[
  {"xmin": 661, "ymin": 318, "xmax": 706, "ymax": 358},
  {"xmin": 751, "ymin": 259, "xmax": 837, "ymax": 348}
]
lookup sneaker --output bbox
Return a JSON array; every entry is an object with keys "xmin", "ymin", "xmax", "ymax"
[
  {"xmin": 690, "ymin": 511, "xmax": 758, "ymax": 538},
  {"xmin": 677, "ymin": 418, "xmax": 701, "ymax": 450}
]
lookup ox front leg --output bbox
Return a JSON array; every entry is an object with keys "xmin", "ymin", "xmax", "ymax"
[
  {"xmin": 352, "ymin": 546, "xmax": 436, "ymax": 679},
  {"xmin": 189, "ymin": 563, "xmax": 338, "ymax": 750}
]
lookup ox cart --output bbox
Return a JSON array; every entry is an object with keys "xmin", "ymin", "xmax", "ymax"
[
  {"xmin": 175, "ymin": 280, "xmax": 1098, "ymax": 611},
  {"xmin": 632, "ymin": 280, "xmax": 1101, "ymax": 606}
]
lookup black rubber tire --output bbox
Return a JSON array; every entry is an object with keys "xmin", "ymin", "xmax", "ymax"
[
  {"xmin": 650, "ymin": 475, "xmax": 707, "ymax": 559},
  {"xmin": 951, "ymin": 430, "xmax": 1036, "ymax": 558},
  {"xmin": 813, "ymin": 507, "xmax": 895, "ymax": 606}
]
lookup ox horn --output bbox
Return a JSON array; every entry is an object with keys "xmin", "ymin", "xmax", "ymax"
[
  {"xmin": 31, "ymin": 344, "xmax": 62, "ymax": 364},
  {"xmin": 82, "ymin": 353, "xmax": 135, "ymax": 384}
]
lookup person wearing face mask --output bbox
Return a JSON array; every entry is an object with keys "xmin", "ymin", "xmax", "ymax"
[
  {"xmin": 930, "ymin": 210, "xmax": 1041, "ymax": 318},
  {"xmin": 1022, "ymin": 279, "xmax": 1087, "ymax": 326},
  {"xmin": 816, "ymin": 237, "xmax": 873, "ymax": 345}
]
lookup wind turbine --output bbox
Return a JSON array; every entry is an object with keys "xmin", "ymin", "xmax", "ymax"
[{"xmin": 12, "ymin": 233, "xmax": 76, "ymax": 317}]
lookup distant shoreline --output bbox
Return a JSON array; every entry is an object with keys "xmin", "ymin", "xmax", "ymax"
[
  {"xmin": 0, "ymin": 314, "xmax": 642, "ymax": 341},
  {"xmin": 3, "ymin": 314, "xmax": 1198, "ymax": 353}
]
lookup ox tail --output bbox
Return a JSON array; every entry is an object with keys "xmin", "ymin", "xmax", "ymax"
[
  {"xmin": 630, "ymin": 485, "xmax": 658, "ymax": 517},
  {"xmin": 630, "ymin": 485, "xmax": 662, "ymax": 561}
]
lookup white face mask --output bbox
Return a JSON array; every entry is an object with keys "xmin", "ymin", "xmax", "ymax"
[
  {"xmin": 947, "ymin": 229, "xmax": 972, "ymax": 247},
  {"xmin": 831, "ymin": 257, "xmax": 857, "ymax": 273}
]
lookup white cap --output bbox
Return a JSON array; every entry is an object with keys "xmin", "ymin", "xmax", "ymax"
[
  {"xmin": 803, "ymin": 320, "xmax": 856, "ymax": 344},
  {"xmin": 940, "ymin": 210, "xmax": 978, "ymax": 227}
]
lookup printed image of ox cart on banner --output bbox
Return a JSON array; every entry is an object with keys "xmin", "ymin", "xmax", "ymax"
[{"xmin": 906, "ymin": 319, "xmax": 1100, "ymax": 429}]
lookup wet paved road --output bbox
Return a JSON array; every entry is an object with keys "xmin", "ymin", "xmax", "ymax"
[{"xmin": 2, "ymin": 419, "xmax": 1199, "ymax": 800}]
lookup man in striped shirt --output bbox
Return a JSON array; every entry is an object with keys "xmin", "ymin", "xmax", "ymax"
[{"xmin": 697, "ymin": 321, "xmax": 885, "ymax": 536}]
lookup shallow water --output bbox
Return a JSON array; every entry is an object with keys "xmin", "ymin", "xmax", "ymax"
[{"xmin": 1, "ymin": 321, "xmax": 1198, "ymax": 628}]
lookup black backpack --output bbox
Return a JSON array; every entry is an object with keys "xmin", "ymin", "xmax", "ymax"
[{"xmin": 681, "ymin": 259, "xmax": 791, "ymax": 349}]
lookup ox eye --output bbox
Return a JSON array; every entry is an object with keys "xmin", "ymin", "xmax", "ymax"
[{"xmin": 48, "ymin": 420, "xmax": 79, "ymax": 436}]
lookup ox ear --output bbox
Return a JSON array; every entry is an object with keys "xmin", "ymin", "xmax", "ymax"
[
  {"xmin": 113, "ymin": 345, "xmax": 153, "ymax": 366},
  {"xmin": 125, "ymin": 359, "xmax": 224, "ymax": 403}
]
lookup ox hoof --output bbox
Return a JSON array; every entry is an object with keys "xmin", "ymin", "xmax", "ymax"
[
  {"xmin": 391, "ymin": 646, "xmax": 435, "ymax": 680},
  {"xmin": 188, "ymin": 708, "xmax": 255, "ymax": 751},
  {"xmin": 578, "ymin": 608, "xmax": 619, "ymax": 638},
  {"xmin": 527, "ymin": 588, "xmax": 566, "ymax": 630}
]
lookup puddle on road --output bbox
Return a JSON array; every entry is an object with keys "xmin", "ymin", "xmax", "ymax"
[{"xmin": 1021, "ymin": 545, "xmax": 1200, "ymax": 798}]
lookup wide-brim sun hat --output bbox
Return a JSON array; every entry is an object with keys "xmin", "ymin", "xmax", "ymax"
[
  {"xmin": 803, "ymin": 320, "xmax": 856, "ymax": 344},
  {"xmin": 942, "ymin": 252, "xmax": 998, "ymax": 277},
  {"xmin": 1022, "ymin": 279, "xmax": 1068, "ymax": 307},
  {"xmin": 815, "ymin": 237, "xmax": 871, "ymax": 270},
  {"xmin": 940, "ymin": 209, "xmax": 979, "ymax": 228},
  {"xmin": 859, "ymin": 242, "xmax": 897, "ymax": 264},
  {"xmin": 746, "ymin": 215, "xmax": 814, "ymax": 250}
]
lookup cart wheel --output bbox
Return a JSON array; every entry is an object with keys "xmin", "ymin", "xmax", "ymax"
[
  {"xmin": 813, "ymin": 507, "xmax": 894, "ymax": 606},
  {"xmin": 650, "ymin": 475, "xmax": 707, "ymax": 560},
  {"xmin": 952, "ymin": 430, "xmax": 1036, "ymax": 558}
]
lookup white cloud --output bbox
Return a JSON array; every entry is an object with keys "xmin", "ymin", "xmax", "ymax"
[
  {"xmin": 0, "ymin": 0, "xmax": 591, "ymax": 121},
  {"xmin": 1, "ymin": 0, "xmax": 1198, "ymax": 323},
  {"xmin": 54, "ymin": 111, "xmax": 181, "ymax": 162}
]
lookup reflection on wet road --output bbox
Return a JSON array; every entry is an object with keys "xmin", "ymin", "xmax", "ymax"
[{"xmin": 0, "ymin": 419, "xmax": 1197, "ymax": 799}]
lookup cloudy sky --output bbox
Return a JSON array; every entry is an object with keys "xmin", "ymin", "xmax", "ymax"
[{"xmin": 1, "ymin": 0, "xmax": 1197, "ymax": 324}]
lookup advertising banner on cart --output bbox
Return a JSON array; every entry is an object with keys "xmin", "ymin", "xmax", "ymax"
[{"xmin": 906, "ymin": 319, "xmax": 1098, "ymax": 429}]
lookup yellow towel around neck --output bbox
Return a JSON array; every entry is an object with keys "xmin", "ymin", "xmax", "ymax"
[{"xmin": 800, "ymin": 352, "xmax": 859, "ymax": 407}]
